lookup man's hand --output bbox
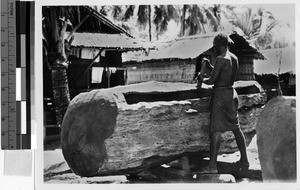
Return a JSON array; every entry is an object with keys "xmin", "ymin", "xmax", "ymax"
[
  {"xmin": 191, "ymin": 76, "xmax": 197, "ymax": 83},
  {"xmin": 196, "ymin": 73, "xmax": 205, "ymax": 89},
  {"xmin": 201, "ymin": 57, "xmax": 210, "ymax": 66},
  {"xmin": 197, "ymin": 73, "xmax": 205, "ymax": 81}
]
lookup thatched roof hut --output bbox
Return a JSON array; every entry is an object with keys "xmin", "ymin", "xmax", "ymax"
[
  {"xmin": 43, "ymin": 6, "xmax": 149, "ymax": 126},
  {"xmin": 66, "ymin": 32, "xmax": 148, "ymax": 95},
  {"xmin": 123, "ymin": 31, "xmax": 265, "ymax": 84}
]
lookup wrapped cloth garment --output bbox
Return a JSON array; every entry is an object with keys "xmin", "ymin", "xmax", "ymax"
[{"xmin": 209, "ymin": 86, "xmax": 240, "ymax": 134}]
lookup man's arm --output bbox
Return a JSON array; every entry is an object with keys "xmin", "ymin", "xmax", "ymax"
[
  {"xmin": 193, "ymin": 55, "xmax": 203, "ymax": 80},
  {"xmin": 202, "ymin": 57, "xmax": 222, "ymax": 85}
]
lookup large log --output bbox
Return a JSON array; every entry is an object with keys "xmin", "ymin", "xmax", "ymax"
[
  {"xmin": 256, "ymin": 96, "xmax": 296, "ymax": 182},
  {"xmin": 61, "ymin": 81, "xmax": 266, "ymax": 177}
]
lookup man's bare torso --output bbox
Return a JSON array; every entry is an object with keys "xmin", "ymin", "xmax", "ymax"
[{"xmin": 210, "ymin": 51, "xmax": 238, "ymax": 87}]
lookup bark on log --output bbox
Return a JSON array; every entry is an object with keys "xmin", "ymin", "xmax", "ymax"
[
  {"xmin": 256, "ymin": 96, "xmax": 296, "ymax": 182},
  {"xmin": 61, "ymin": 81, "xmax": 266, "ymax": 177}
]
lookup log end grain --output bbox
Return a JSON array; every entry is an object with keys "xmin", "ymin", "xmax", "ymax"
[
  {"xmin": 61, "ymin": 89, "xmax": 118, "ymax": 177},
  {"xmin": 256, "ymin": 96, "xmax": 296, "ymax": 182}
]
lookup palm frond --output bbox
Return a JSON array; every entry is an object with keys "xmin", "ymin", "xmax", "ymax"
[
  {"xmin": 205, "ymin": 7, "xmax": 220, "ymax": 31},
  {"xmin": 112, "ymin": 5, "xmax": 122, "ymax": 20},
  {"xmin": 99, "ymin": 6, "xmax": 108, "ymax": 16},
  {"xmin": 167, "ymin": 5, "xmax": 180, "ymax": 22},
  {"xmin": 137, "ymin": 5, "xmax": 149, "ymax": 27},
  {"xmin": 153, "ymin": 5, "xmax": 163, "ymax": 26},
  {"xmin": 123, "ymin": 5, "xmax": 135, "ymax": 21}
]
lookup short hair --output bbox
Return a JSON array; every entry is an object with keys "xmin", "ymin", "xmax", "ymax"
[{"xmin": 213, "ymin": 33, "xmax": 229, "ymax": 47}]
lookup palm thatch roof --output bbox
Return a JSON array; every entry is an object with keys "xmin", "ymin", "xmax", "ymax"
[
  {"xmin": 66, "ymin": 32, "xmax": 149, "ymax": 51},
  {"xmin": 254, "ymin": 46, "xmax": 295, "ymax": 74},
  {"xmin": 123, "ymin": 31, "xmax": 265, "ymax": 63},
  {"xmin": 229, "ymin": 32, "xmax": 265, "ymax": 60}
]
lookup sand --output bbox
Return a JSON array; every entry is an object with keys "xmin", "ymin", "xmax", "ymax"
[{"xmin": 44, "ymin": 135, "xmax": 260, "ymax": 184}]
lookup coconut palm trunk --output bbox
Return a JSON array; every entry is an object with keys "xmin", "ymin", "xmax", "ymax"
[
  {"xmin": 48, "ymin": 7, "xmax": 71, "ymax": 125},
  {"xmin": 51, "ymin": 67, "xmax": 70, "ymax": 125},
  {"xmin": 180, "ymin": 5, "xmax": 187, "ymax": 36},
  {"xmin": 148, "ymin": 5, "xmax": 152, "ymax": 41}
]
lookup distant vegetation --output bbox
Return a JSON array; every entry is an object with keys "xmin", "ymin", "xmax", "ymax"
[{"xmin": 93, "ymin": 4, "xmax": 294, "ymax": 50}]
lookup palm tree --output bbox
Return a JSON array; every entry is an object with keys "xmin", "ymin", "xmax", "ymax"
[
  {"xmin": 153, "ymin": 5, "xmax": 180, "ymax": 39},
  {"xmin": 148, "ymin": 5, "xmax": 152, "ymax": 41},
  {"xmin": 180, "ymin": 4, "xmax": 221, "ymax": 36},
  {"xmin": 204, "ymin": 4, "xmax": 222, "ymax": 32},
  {"xmin": 137, "ymin": 5, "xmax": 152, "ymax": 41},
  {"xmin": 223, "ymin": 6, "xmax": 280, "ymax": 49},
  {"xmin": 99, "ymin": 6, "xmax": 109, "ymax": 16},
  {"xmin": 179, "ymin": 5, "xmax": 188, "ymax": 36},
  {"xmin": 112, "ymin": 5, "xmax": 123, "ymax": 20},
  {"xmin": 187, "ymin": 5, "xmax": 206, "ymax": 35},
  {"xmin": 226, "ymin": 6, "xmax": 263, "ymax": 39},
  {"xmin": 115, "ymin": 5, "xmax": 153, "ymax": 41},
  {"xmin": 43, "ymin": 6, "xmax": 74, "ymax": 125},
  {"xmin": 122, "ymin": 5, "xmax": 135, "ymax": 21},
  {"xmin": 42, "ymin": 6, "xmax": 107, "ymax": 125}
]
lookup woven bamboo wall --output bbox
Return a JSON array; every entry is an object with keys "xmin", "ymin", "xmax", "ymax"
[
  {"xmin": 126, "ymin": 56, "xmax": 256, "ymax": 84},
  {"xmin": 236, "ymin": 57, "xmax": 255, "ymax": 81},
  {"xmin": 125, "ymin": 59, "xmax": 196, "ymax": 84}
]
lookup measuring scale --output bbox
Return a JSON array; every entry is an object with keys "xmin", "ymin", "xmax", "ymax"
[
  {"xmin": 1, "ymin": 0, "xmax": 17, "ymax": 149},
  {"xmin": 1, "ymin": 0, "xmax": 32, "ymax": 149}
]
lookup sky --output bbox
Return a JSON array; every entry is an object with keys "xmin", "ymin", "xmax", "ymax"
[
  {"xmin": 239, "ymin": 4, "xmax": 295, "ymax": 27},
  {"xmin": 156, "ymin": 4, "xmax": 295, "ymax": 43}
]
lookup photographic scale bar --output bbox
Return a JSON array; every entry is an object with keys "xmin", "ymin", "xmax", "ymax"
[{"xmin": 1, "ymin": 0, "xmax": 33, "ymax": 149}]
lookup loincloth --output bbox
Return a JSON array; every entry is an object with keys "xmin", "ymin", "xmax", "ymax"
[{"xmin": 209, "ymin": 86, "xmax": 240, "ymax": 134}]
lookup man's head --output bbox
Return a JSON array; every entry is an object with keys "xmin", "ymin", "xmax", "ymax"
[{"xmin": 213, "ymin": 33, "xmax": 229, "ymax": 55}]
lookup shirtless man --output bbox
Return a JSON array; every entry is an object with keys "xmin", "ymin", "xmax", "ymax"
[{"xmin": 199, "ymin": 34, "xmax": 249, "ymax": 173}]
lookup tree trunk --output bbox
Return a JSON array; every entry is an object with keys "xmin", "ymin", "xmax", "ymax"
[
  {"xmin": 50, "ymin": 7, "xmax": 59, "ymax": 44},
  {"xmin": 47, "ymin": 7, "xmax": 75, "ymax": 125},
  {"xmin": 180, "ymin": 5, "xmax": 187, "ymax": 36},
  {"xmin": 148, "ymin": 5, "xmax": 152, "ymax": 42},
  {"xmin": 61, "ymin": 81, "xmax": 266, "ymax": 177},
  {"xmin": 51, "ymin": 67, "xmax": 70, "ymax": 125},
  {"xmin": 201, "ymin": 22, "xmax": 206, "ymax": 33}
]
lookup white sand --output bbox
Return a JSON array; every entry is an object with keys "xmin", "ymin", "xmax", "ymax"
[{"xmin": 44, "ymin": 135, "xmax": 260, "ymax": 183}]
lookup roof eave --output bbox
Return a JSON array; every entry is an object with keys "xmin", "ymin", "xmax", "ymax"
[
  {"xmin": 84, "ymin": 6, "xmax": 134, "ymax": 38},
  {"xmin": 124, "ymin": 57, "xmax": 194, "ymax": 64},
  {"xmin": 71, "ymin": 45, "xmax": 145, "ymax": 52}
]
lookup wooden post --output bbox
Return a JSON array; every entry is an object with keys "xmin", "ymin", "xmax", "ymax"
[
  {"xmin": 181, "ymin": 155, "xmax": 190, "ymax": 172},
  {"xmin": 106, "ymin": 67, "xmax": 111, "ymax": 88},
  {"xmin": 66, "ymin": 13, "xmax": 91, "ymax": 41},
  {"xmin": 72, "ymin": 50, "xmax": 101, "ymax": 89}
]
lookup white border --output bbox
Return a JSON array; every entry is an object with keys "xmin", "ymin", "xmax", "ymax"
[{"xmin": 35, "ymin": 0, "xmax": 300, "ymax": 190}]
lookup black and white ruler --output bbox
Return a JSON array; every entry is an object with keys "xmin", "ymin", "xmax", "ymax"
[{"xmin": 1, "ymin": 0, "xmax": 34, "ymax": 149}]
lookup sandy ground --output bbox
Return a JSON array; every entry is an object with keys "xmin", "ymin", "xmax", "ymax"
[{"xmin": 44, "ymin": 135, "xmax": 260, "ymax": 184}]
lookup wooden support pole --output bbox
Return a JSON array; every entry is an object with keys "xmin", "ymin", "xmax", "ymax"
[
  {"xmin": 181, "ymin": 155, "xmax": 190, "ymax": 172},
  {"xmin": 72, "ymin": 50, "xmax": 101, "ymax": 89},
  {"xmin": 66, "ymin": 13, "xmax": 91, "ymax": 41}
]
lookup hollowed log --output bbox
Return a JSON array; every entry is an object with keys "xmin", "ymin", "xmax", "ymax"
[{"xmin": 61, "ymin": 81, "xmax": 266, "ymax": 177}]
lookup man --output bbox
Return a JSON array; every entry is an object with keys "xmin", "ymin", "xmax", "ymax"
[
  {"xmin": 198, "ymin": 33, "xmax": 249, "ymax": 173},
  {"xmin": 193, "ymin": 47, "xmax": 218, "ymax": 87}
]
